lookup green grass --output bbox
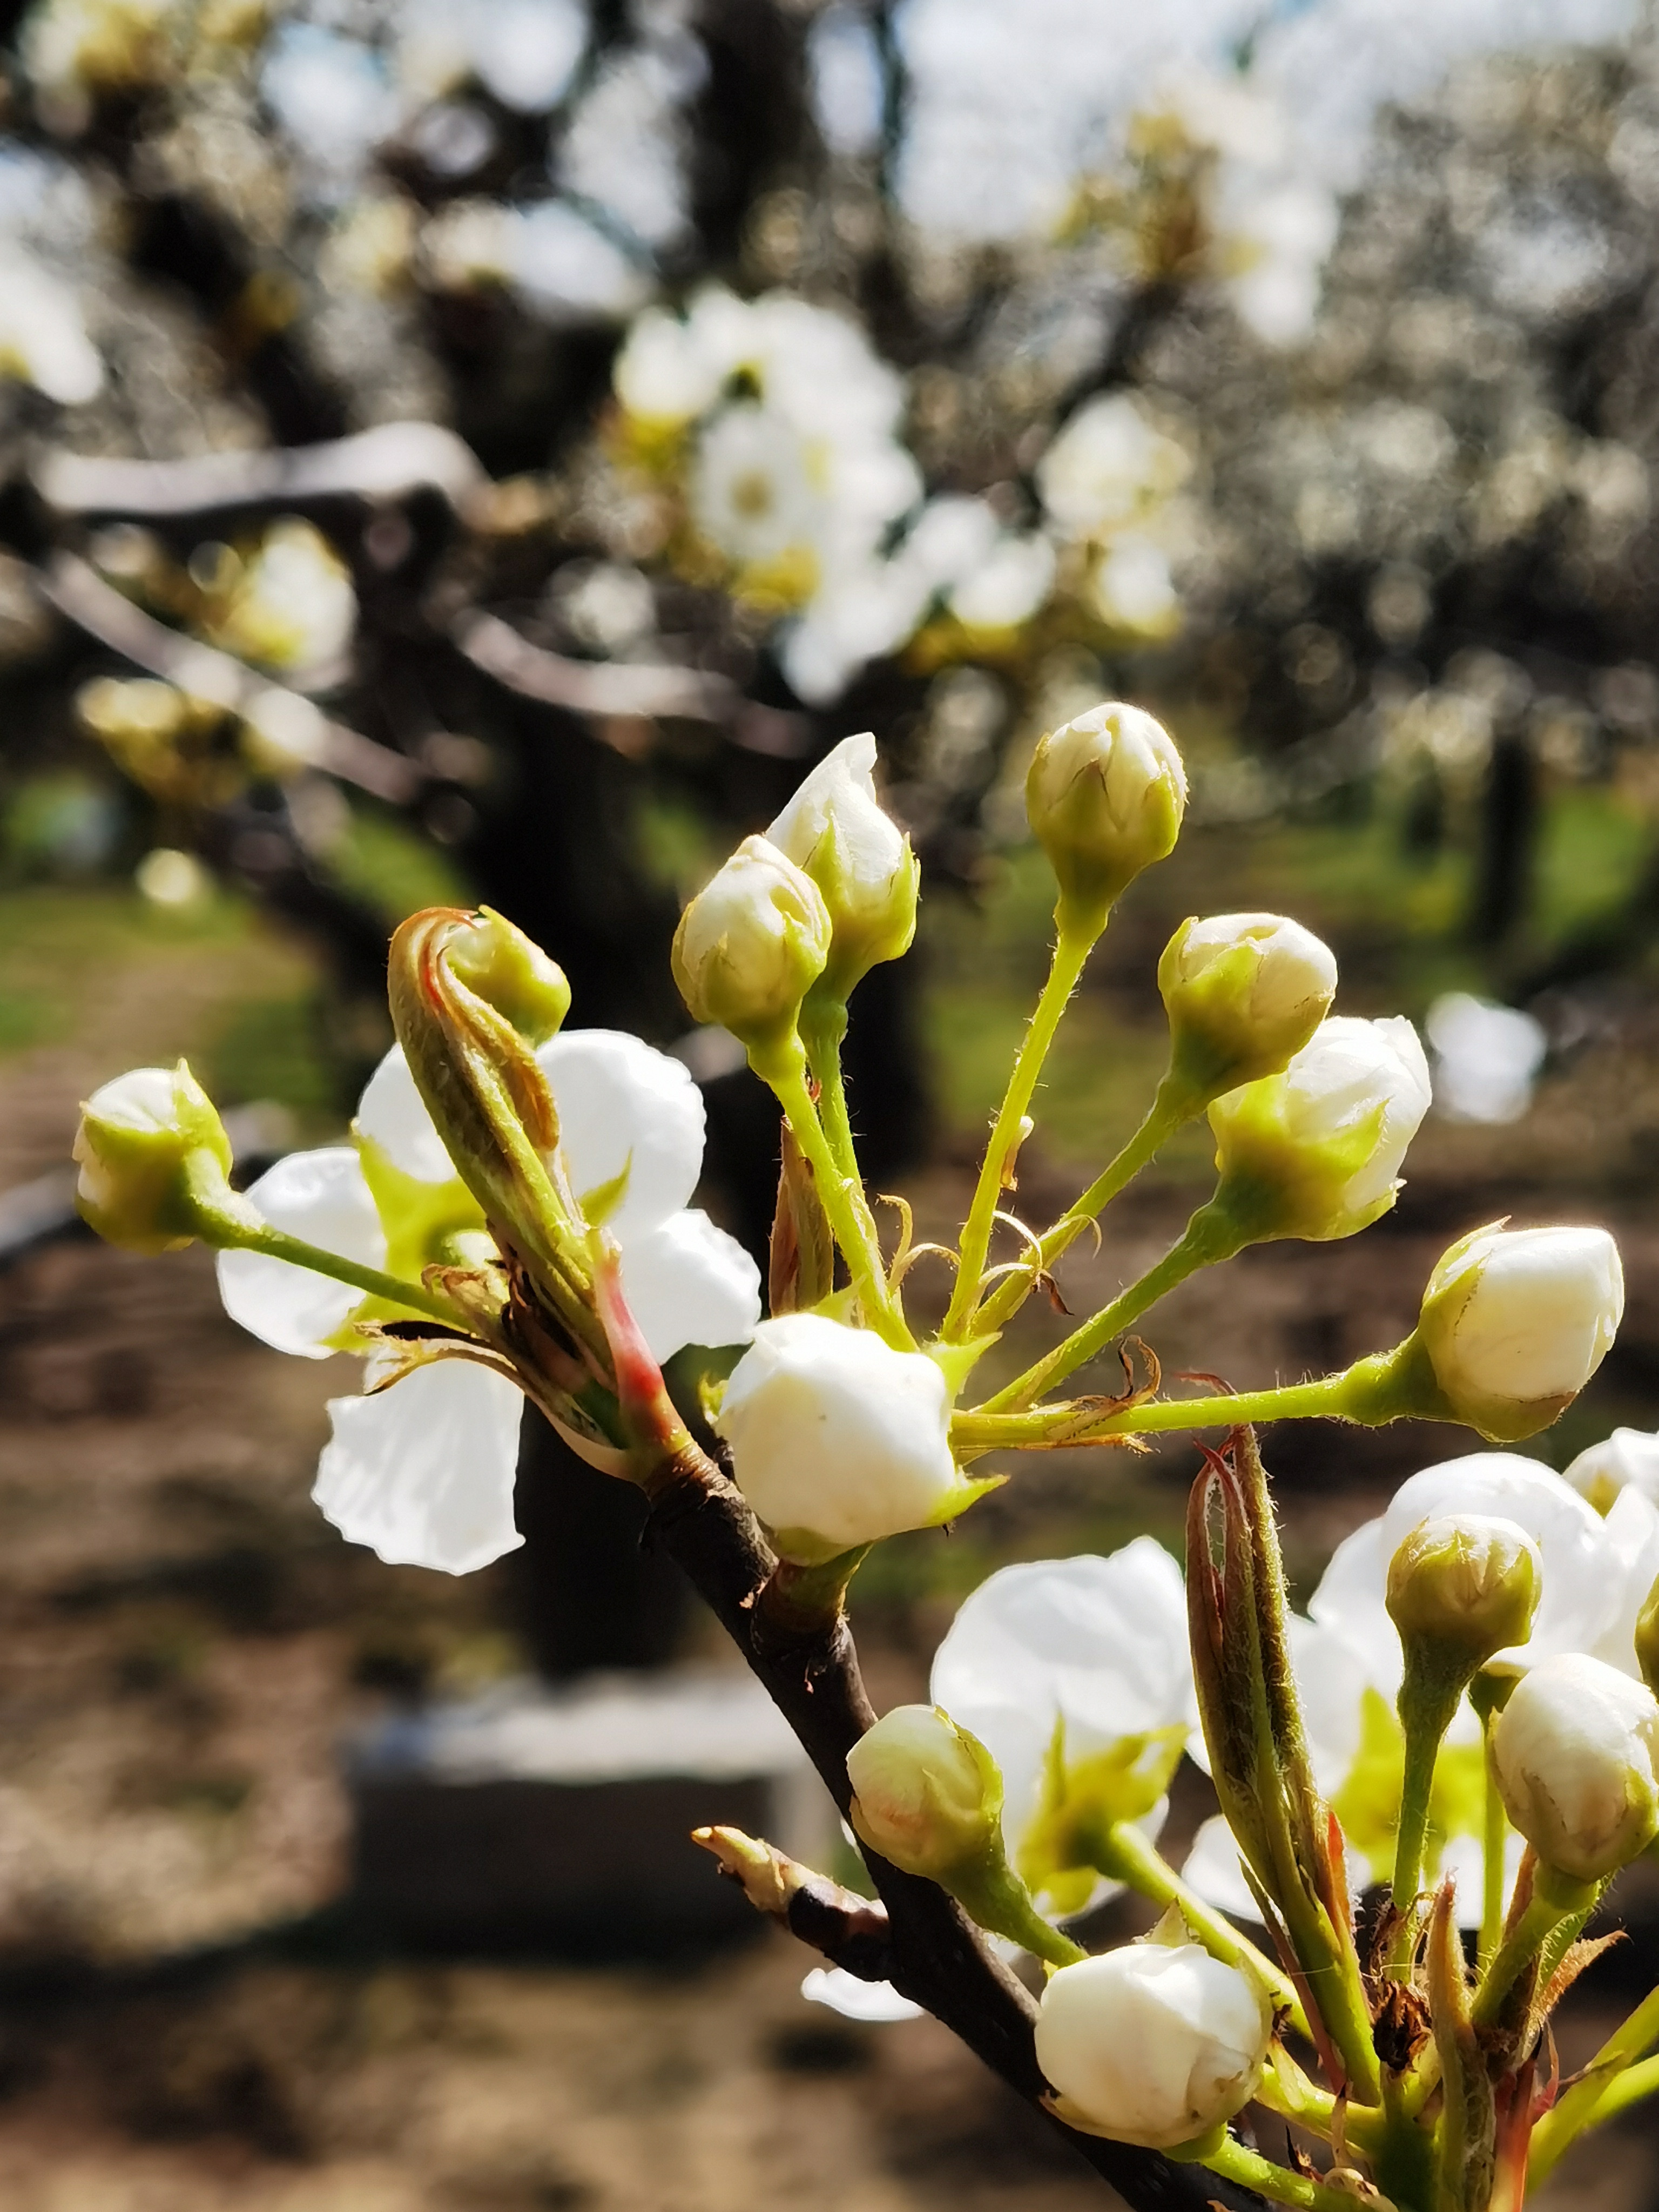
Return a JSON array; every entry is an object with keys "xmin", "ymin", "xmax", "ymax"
[{"xmin": 327, "ymin": 806, "xmax": 474, "ymax": 929}]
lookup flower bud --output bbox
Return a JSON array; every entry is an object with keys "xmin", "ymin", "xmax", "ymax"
[
  {"xmin": 768, "ymin": 733, "xmax": 919, "ymax": 1000},
  {"xmin": 1158, "ymin": 912, "xmax": 1338, "ymax": 1101},
  {"xmin": 1025, "ymin": 702, "xmax": 1186, "ymax": 932},
  {"xmin": 1206, "ymin": 1014, "xmax": 1431, "ymax": 1243},
  {"xmin": 1492, "ymin": 1651, "xmax": 1659, "ymax": 1882},
  {"xmin": 846, "ymin": 1704, "xmax": 1002, "ymax": 1878},
  {"xmin": 1417, "ymin": 1224, "xmax": 1623, "ymax": 1444},
  {"xmin": 442, "ymin": 906, "xmax": 570, "ymax": 1045},
  {"xmin": 714, "ymin": 1313, "xmax": 987, "ymax": 1561},
  {"xmin": 1635, "ymin": 1572, "xmax": 1659, "ymax": 1700},
  {"xmin": 671, "ymin": 835, "xmax": 831, "ymax": 1071},
  {"xmin": 1386, "ymin": 1513, "xmax": 1541, "ymax": 1665},
  {"xmin": 73, "ymin": 1063, "xmax": 235, "ymax": 1254},
  {"xmin": 1034, "ymin": 1943, "xmax": 1272, "ymax": 2149},
  {"xmin": 1565, "ymin": 1427, "xmax": 1659, "ymax": 1516}
]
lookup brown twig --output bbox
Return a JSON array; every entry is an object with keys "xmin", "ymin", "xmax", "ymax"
[{"xmin": 640, "ymin": 1440, "xmax": 1261, "ymax": 2212}]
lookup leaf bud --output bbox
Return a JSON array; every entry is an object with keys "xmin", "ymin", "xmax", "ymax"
[
  {"xmin": 442, "ymin": 905, "xmax": 571, "ymax": 1044},
  {"xmin": 1417, "ymin": 1223, "xmax": 1623, "ymax": 1444},
  {"xmin": 1493, "ymin": 1651, "xmax": 1659, "ymax": 1883},
  {"xmin": 671, "ymin": 834, "xmax": 831, "ymax": 1074},
  {"xmin": 73, "ymin": 1062, "xmax": 238, "ymax": 1254},
  {"xmin": 1158, "ymin": 912, "xmax": 1338, "ymax": 1102},
  {"xmin": 768, "ymin": 733, "xmax": 918, "ymax": 1000},
  {"xmin": 1025, "ymin": 702, "xmax": 1186, "ymax": 933},
  {"xmin": 1386, "ymin": 1513, "xmax": 1541, "ymax": 1667},
  {"xmin": 1034, "ymin": 1943, "xmax": 1272, "ymax": 2149},
  {"xmin": 846, "ymin": 1704, "xmax": 1002, "ymax": 1879}
]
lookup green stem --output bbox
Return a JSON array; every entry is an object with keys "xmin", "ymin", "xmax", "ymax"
[
  {"xmin": 1089, "ymin": 1818, "xmax": 1310, "ymax": 2037},
  {"xmin": 1469, "ymin": 1872, "xmax": 1593, "ymax": 2032},
  {"xmin": 230, "ymin": 1222, "xmax": 471, "ymax": 1332},
  {"xmin": 1480, "ymin": 1745, "xmax": 1508, "ymax": 1971},
  {"xmin": 955, "ymin": 1855, "xmax": 1085, "ymax": 1970},
  {"xmin": 977, "ymin": 1203, "xmax": 1244, "ymax": 1414},
  {"xmin": 943, "ymin": 921, "xmax": 1096, "ymax": 1341},
  {"xmin": 1390, "ymin": 1668, "xmax": 1465, "ymax": 1971},
  {"xmin": 770, "ymin": 1062, "xmax": 913, "ymax": 1350},
  {"xmin": 972, "ymin": 1078, "xmax": 1190, "ymax": 1336},
  {"xmin": 1198, "ymin": 2133, "xmax": 1360, "ymax": 2212},
  {"xmin": 800, "ymin": 999, "xmax": 860, "ymax": 1189},
  {"xmin": 1528, "ymin": 1986, "xmax": 1659, "ymax": 2183}
]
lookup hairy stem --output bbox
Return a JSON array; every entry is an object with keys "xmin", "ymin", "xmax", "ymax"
[{"xmin": 770, "ymin": 1063, "xmax": 913, "ymax": 1349}]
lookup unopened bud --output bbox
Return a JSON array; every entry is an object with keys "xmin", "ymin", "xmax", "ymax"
[
  {"xmin": 1025, "ymin": 702, "xmax": 1186, "ymax": 933},
  {"xmin": 73, "ymin": 1062, "xmax": 237, "ymax": 1253},
  {"xmin": 671, "ymin": 834, "xmax": 831, "ymax": 1072},
  {"xmin": 1206, "ymin": 1014, "xmax": 1431, "ymax": 1243},
  {"xmin": 1635, "ymin": 1572, "xmax": 1659, "ymax": 1700},
  {"xmin": 442, "ymin": 906, "xmax": 571, "ymax": 1045},
  {"xmin": 1418, "ymin": 1224, "xmax": 1624, "ymax": 1444},
  {"xmin": 1493, "ymin": 1651, "xmax": 1659, "ymax": 1883},
  {"xmin": 1034, "ymin": 1943, "xmax": 1272, "ymax": 2149},
  {"xmin": 1158, "ymin": 912, "xmax": 1337, "ymax": 1102},
  {"xmin": 768, "ymin": 733, "xmax": 918, "ymax": 1000},
  {"xmin": 714, "ymin": 1313, "xmax": 988, "ymax": 1561},
  {"xmin": 847, "ymin": 1704, "xmax": 1002, "ymax": 1878},
  {"xmin": 1387, "ymin": 1513, "xmax": 1541, "ymax": 1668}
]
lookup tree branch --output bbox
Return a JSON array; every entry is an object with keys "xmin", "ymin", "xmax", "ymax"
[{"xmin": 641, "ymin": 1444, "xmax": 1262, "ymax": 2212}]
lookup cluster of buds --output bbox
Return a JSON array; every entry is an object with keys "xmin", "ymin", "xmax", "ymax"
[{"xmin": 70, "ymin": 696, "xmax": 1653, "ymax": 2212}]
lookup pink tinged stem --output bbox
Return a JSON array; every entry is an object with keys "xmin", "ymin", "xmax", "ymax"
[{"xmin": 590, "ymin": 1233, "xmax": 692, "ymax": 1458}]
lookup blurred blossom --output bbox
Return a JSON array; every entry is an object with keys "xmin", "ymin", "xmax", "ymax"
[
  {"xmin": 424, "ymin": 199, "xmax": 650, "ymax": 322},
  {"xmin": 405, "ymin": 100, "xmax": 498, "ymax": 181},
  {"xmin": 134, "ymin": 847, "xmax": 210, "ymax": 908},
  {"xmin": 559, "ymin": 43, "xmax": 702, "ymax": 250},
  {"xmin": 261, "ymin": 25, "xmax": 399, "ymax": 198},
  {"xmin": 397, "ymin": 0, "xmax": 586, "ymax": 113},
  {"xmin": 21, "ymin": 0, "xmax": 179, "ymax": 105},
  {"xmin": 1090, "ymin": 536, "xmax": 1178, "ymax": 635},
  {"xmin": 201, "ymin": 521, "xmax": 356, "ymax": 677},
  {"xmin": 551, "ymin": 561, "xmax": 657, "ymax": 655},
  {"xmin": 808, "ymin": 4, "xmax": 885, "ymax": 159},
  {"xmin": 0, "ymin": 250, "xmax": 101, "ymax": 402},
  {"xmin": 1036, "ymin": 393, "xmax": 1191, "ymax": 541},
  {"xmin": 1426, "ymin": 993, "xmax": 1547, "ymax": 1125}
]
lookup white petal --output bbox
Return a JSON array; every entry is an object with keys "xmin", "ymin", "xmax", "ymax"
[
  {"xmin": 617, "ymin": 1209, "xmax": 761, "ymax": 1362},
  {"xmin": 801, "ymin": 1967, "xmax": 922, "ymax": 2023},
  {"xmin": 313, "ymin": 1361, "xmax": 525, "ymax": 1574},
  {"xmin": 1181, "ymin": 1815, "xmax": 1264, "ymax": 1922},
  {"xmin": 217, "ymin": 1147, "xmax": 385, "ymax": 1357},
  {"xmin": 355, "ymin": 1044, "xmax": 454, "ymax": 1182},
  {"xmin": 1590, "ymin": 1486, "xmax": 1659, "ymax": 1677},
  {"xmin": 537, "ymin": 1028, "xmax": 705, "ymax": 1238}
]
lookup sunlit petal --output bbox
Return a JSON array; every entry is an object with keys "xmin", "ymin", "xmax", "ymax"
[
  {"xmin": 618, "ymin": 1208, "xmax": 761, "ymax": 1362},
  {"xmin": 801, "ymin": 1967, "xmax": 922, "ymax": 2023},
  {"xmin": 355, "ymin": 1043, "xmax": 455, "ymax": 1182},
  {"xmin": 217, "ymin": 1146, "xmax": 384, "ymax": 1357},
  {"xmin": 538, "ymin": 1028, "xmax": 705, "ymax": 1236},
  {"xmin": 313, "ymin": 1360, "xmax": 526, "ymax": 1574}
]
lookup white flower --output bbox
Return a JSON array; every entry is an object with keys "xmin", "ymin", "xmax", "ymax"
[
  {"xmin": 671, "ymin": 834, "xmax": 831, "ymax": 1050},
  {"xmin": 1208, "ymin": 1014, "xmax": 1431, "ymax": 1240},
  {"xmin": 1493, "ymin": 1651, "xmax": 1659, "ymax": 1883},
  {"xmin": 314, "ymin": 1358, "xmax": 528, "ymax": 1576},
  {"xmin": 1587, "ymin": 1485, "xmax": 1659, "ymax": 1681},
  {"xmin": 1418, "ymin": 1224, "xmax": 1623, "ymax": 1439},
  {"xmin": 1090, "ymin": 535, "xmax": 1179, "ymax": 635},
  {"xmin": 691, "ymin": 402, "xmax": 824, "ymax": 570},
  {"xmin": 0, "ymin": 253, "xmax": 102, "ymax": 404},
  {"xmin": 1036, "ymin": 393, "xmax": 1192, "ymax": 543},
  {"xmin": 715, "ymin": 1314, "xmax": 964, "ymax": 1556},
  {"xmin": 929, "ymin": 1543, "xmax": 1194, "ymax": 1912},
  {"xmin": 217, "ymin": 1029, "xmax": 760, "ymax": 1575},
  {"xmin": 768, "ymin": 733, "xmax": 917, "ymax": 990},
  {"xmin": 1425, "ymin": 992, "xmax": 1546, "ymax": 1127},
  {"xmin": 947, "ymin": 534, "xmax": 1056, "ymax": 631},
  {"xmin": 206, "ymin": 520, "xmax": 356, "ymax": 676},
  {"xmin": 1158, "ymin": 912, "xmax": 1338, "ymax": 1097},
  {"xmin": 1034, "ymin": 1943, "xmax": 1271, "ymax": 2148},
  {"xmin": 1568, "ymin": 1427, "xmax": 1659, "ymax": 1515}
]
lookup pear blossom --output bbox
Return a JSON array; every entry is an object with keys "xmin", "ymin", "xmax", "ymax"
[
  {"xmin": 1568, "ymin": 1426, "xmax": 1659, "ymax": 1515},
  {"xmin": 1207, "ymin": 1014, "xmax": 1431, "ymax": 1241},
  {"xmin": 714, "ymin": 1313, "xmax": 971, "ymax": 1557},
  {"xmin": 73, "ymin": 1062, "xmax": 232, "ymax": 1254},
  {"xmin": 1034, "ymin": 1943, "xmax": 1272, "ymax": 2148},
  {"xmin": 1158, "ymin": 911, "xmax": 1338, "ymax": 1098},
  {"xmin": 1035, "ymin": 393, "xmax": 1192, "ymax": 543},
  {"xmin": 1493, "ymin": 1652, "xmax": 1659, "ymax": 1883},
  {"xmin": 847, "ymin": 1704, "xmax": 1001, "ymax": 1877},
  {"xmin": 1026, "ymin": 701, "xmax": 1188, "ymax": 922},
  {"xmin": 204, "ymin": 520, "xmax": 357, "ymax": 676},
  {"xmin": 767, "ymin": 733, "xmax": 918, "ymax": 992},
  {"xmin": 929, "ymin": 1543, "xmax": 1195, "ymax": 1913},
  {"xmin": 1417, "ymin": 1224, "xmax": 1623, "ymax": 1440},
  {"xmin": 671, "ymin": 835, "xmax": 831, "ymax": 1051},
  {"xmin": 216, "ymin": 1029, "xmax": 759, "ymax": 1574}
]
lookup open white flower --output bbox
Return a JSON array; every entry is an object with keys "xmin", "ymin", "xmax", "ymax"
[
  {"xmin": 929, "ymin": 1543, "xmax": 1195, "ymax": 1913},
  {"xmin": 217, "ymin": 1029, "xmax": 759, "ymax": 1574},
  {"xmin": 1568, "ymin": 1426, "xmax": 1659, "ymax": 1515}
]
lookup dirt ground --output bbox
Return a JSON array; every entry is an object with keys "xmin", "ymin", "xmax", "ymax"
[{"xmin": 4, "ymin": 929, "xmax": 1659, "ymax": 2207}]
